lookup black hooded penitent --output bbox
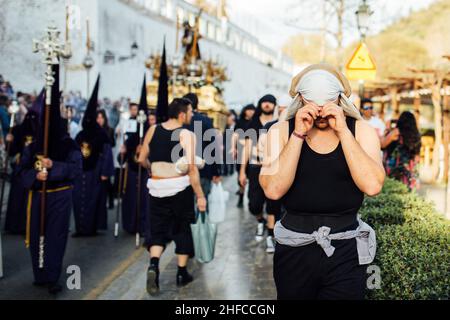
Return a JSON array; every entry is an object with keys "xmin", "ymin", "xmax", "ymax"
[
  {"xmin": 75, "ymin": 75, "xmax": 110, "ymax": 170},
  {"xmin": 9, "ymin": 89, "xmax": 45, "ymax": 158},
  {"xmin": 156, "ymin": 40, "xmax": 169, "ymax": 124},
  {"xmin": 124, "ymin": 75, "xmax": 148, "ymax": 171},
  {"xmin": 32, "ymin": 64, "xmax": 75, "ymax": 162}
]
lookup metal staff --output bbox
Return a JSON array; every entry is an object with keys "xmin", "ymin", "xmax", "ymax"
[
  {"xmin": 115, "ymin": 151, "xmax": 125, "ymax": 238},
  {"xmin": 114, "ymin": 105, "xmax": 126, "ymax": 238},
  {"xmin": 0, "ymin": 101, "xmax": 20, "ymax": 223},
  {"xmin": 135, "ymin": 110, "xmax": 147, "ymax": 248},
  {"xmin": 32, "ymin": 26, "xmax": 65, "ymax": 269}
]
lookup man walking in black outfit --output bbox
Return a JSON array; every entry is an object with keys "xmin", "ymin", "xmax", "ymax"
[
  {"xmin": 260, "ymin": 64, "xmax": 384, "ymax": 300},
  {"xmin": 239, "ymin": 95, "xmax": 280, "ymax": 249}
]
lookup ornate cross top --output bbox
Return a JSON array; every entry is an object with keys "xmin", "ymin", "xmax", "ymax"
[
  {"xmin": 33, "ymin": 26, "xmax": 65, "ymax": 66},
  {"xmin": 32, "ymin": 26, "xmax": 67, "ymax": 105},
  {"xmin": 137, "ymin": 110, "xmax": 147, "ymax": 138},
  {"xmin": 137, "ymin": 110, "xmax": 147, "ymax": 124}
]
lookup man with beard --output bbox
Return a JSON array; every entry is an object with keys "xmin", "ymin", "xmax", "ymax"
[
  {"xmin": 73, "ymin": 76, "xmax": 114, "ymax": 236},
  {"xmin": 260, "ymin": 64, "xmax": 384, "ymax": 300},
  {"xmin": 4, "ymin": 90, "xmax": 43, "ymax": 234},
  {"xmin": 239, "ymin": 95, "xmax": 280, "ymax": 250},
  {"xmin": 20, "ymin": 65, "xmax": 82, "ymax": 294}
]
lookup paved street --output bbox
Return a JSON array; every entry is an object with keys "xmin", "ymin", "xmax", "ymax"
[
  {"xmin": 0, "ymin": 177, "xmax": 276, "ymax": 300},
  {"xmin": 1, "ymin": 175, "xmax": 448, "ymax": 300},
  {"xmin": 99, "ymin": 177, "xmax": 276, "ymax": 300}
]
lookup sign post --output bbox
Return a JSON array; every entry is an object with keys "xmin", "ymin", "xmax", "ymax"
[
  {"xmin": 346, "ymin": 42, "xmax": 377, "ymax": 99},
  {"xmin": 346, "ymin": 42, "xmax": 377, "ymax": 81}
]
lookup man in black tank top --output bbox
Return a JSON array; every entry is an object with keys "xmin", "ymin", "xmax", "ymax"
[
  {"xmin": 260, "ymin": 64, "xmax": 385, "ymax": 300},
  {"xmin": 138, "ymin": 98, "xmax": 207, "ymax": 295},
  {"xmin": 239, "ymin": 95, "xmax": 281, "ymax": 253}
]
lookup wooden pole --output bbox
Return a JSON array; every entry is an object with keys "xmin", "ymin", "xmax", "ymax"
[
  {"xmin": 175, "ymin": 14, "xmax": 180, "ymax": 54},
  {"xmin": 390, "ymin": 86, "xmax": 399, "ymax": 119},
  {"xmin": 379, "ymin": 101, "xmax": 386, "ymax": 121},
  {"xmin": 135, "ymin": 111, "xmax": 147, "ymax": 248},
  {"xmin": 39, "ymin": 79, "xmax": 52, "ymax": 268},
  {"xmin": 413, "ymin": 79, "xmax": 421, "ymax": 127},
  {"xmin": 32, "ymin": 25, "xmax": 65, "ymax": 269},
  {"xmin": 443, "ymin": 80, "xmax": 449, "ymax": 185},
  {"xmin": 114, "ymin": 153, "xmax": 125, "ymax": 238}
]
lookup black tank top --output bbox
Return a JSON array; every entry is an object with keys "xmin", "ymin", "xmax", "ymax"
[
  {"xmin": 283, "ymin": 117, "xmax": 364, "ymax": 219},
  {"xmin": 148, "ymin": 125, "xmax": 183, "ymax": 163}
]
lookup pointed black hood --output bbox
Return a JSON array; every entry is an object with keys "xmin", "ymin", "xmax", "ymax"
[
  {"xmin": 49, "ymin": 64, "xmax": 75, "ymax": 160},
  {"xmin": 156, "ymin": 40, "xmax": 169, "ymax": 123},
  {"xmin": 123, "ymin": 75, "xmax": 149, "ymax": 171},
  {"xmin": 12, "ymin": 88, "xmax": 45, "ymax": 156},
  {"xmin": 82, "ymin": 75, "xmax": 101, "ymax": 132},
  {"xmin": 31, "ymin": 88, "xmax": 45, "ymax": 115},
  {"xmin": 21, "ymin": 88, "xmax": 44, "ymax": 137},
  {"xmin": 32, "ymin": 64, "xmax": 76, "ymax": 161},
  {"xmin": 139, "ymin": 75, "xmax": 148, "ymax": 114},
  {"xmin": 139, "ymin": 74, "xmax": 150, "ymax": 132},
  {"xmin": 75, "ymin": 74, "xmax": 110, "ymax": 171}
]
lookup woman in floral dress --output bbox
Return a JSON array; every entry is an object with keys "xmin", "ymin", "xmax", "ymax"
[{"xmin": 382, "ymin": 111, "xmax": 422, "ymax": 191}]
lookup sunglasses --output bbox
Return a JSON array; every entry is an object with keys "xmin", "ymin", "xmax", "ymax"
[{"xmin": 362, "ymin": 106, "xmax": 374, "ymax": 111}]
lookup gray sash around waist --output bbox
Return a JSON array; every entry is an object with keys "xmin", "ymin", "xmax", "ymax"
[{"xmin": 274, "ymin": 217, "xmax": 376, "ymax": 265}]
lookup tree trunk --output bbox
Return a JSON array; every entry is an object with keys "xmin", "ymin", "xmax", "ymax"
[{"xmin": 390, "ymin": 87, "xmax": 399, "ymax": 118}]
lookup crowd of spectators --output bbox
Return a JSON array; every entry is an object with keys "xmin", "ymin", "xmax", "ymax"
[{"xmin": 0, "ymin": 74, "xmax": 135, "ymax": 139}]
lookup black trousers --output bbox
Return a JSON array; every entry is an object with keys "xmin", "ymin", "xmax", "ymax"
[
  {"xmin": 274, "ymin": 236, "xmax": 367, "ymax": 300},
  {"xmin": 247, "ymin": 165, "xmax": 282, "ymax": 218},
  {"xmin": 148, "ymin": 187, "xmax": 195, "ymax": 256}
]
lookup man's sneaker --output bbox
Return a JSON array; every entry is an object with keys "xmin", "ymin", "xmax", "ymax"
[
  {"xmin": 176, "ymin": 272, "xmax": 194, "ymax": 287},
  {"xmin": 146, "ymin": 265, "xmax": 160, "ymax": 296},
  {"xmin": 266, "ymin": 236, "xmax": 275, "ymax": 254},
  {"xmin": 255, "ymin": 222, "xmax": 265, "ymax": 242}
]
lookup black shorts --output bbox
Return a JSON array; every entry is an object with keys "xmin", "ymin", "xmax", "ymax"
[
  {"xmin": 273, "ymin": 223, "xmax": 367, "ymax": 300},
  {"xmin": 247, "ymin": 165, "xmax": 282, "ymax": 217},
  {"xmin": 148, "ymin": 186, "xmax": 195, "ymax": 256}
]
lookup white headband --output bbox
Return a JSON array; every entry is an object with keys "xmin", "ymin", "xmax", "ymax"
[{"xmin": 297, "ymin": 70, "xmax": 344, "ymax": 106}]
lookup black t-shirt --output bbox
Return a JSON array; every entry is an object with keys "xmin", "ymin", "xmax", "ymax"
[
  {"xmin": 263, "ymin": 120, "xmax": 278, "ymax": 131},
  {"xmin": 235, "ymin": 118, "xmax": 250, "ymax": 132}
]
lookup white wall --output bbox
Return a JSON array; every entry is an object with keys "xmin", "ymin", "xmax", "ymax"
[{"xmin": 0, "ymin": 0, "xmax": 292, "ymax": 106}]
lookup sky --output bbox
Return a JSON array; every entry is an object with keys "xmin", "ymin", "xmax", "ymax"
[{"xmin": 225, "ymin": 0, "xmax": 438, "ymax": 50}]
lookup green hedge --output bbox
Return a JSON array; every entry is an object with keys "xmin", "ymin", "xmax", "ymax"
[
  {"xmin": 363, "ymin": 178, "xmax": 450, "ymax": 300},
  {"xmin": 360, "ymin": 192, "xmax": 444, "ymax": 228}
]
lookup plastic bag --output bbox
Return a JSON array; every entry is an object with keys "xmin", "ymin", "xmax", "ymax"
[
  {"xmin": 191, "ymin": 211, "xmax": 217, "ymax": 264},
  {"xmin": 208, "ymin": 182, "xmax": 229, "ymax": 224}
]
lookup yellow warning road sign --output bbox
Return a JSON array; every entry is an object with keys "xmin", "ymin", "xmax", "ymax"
[{"xmin": 346, "ymin": 42, "xmax": 377, "ymax": 81}]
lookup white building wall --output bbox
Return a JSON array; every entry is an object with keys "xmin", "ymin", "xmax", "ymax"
[{"xmin": 0, "ymin": 0, "xmax": 292, "ymax": 107}]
